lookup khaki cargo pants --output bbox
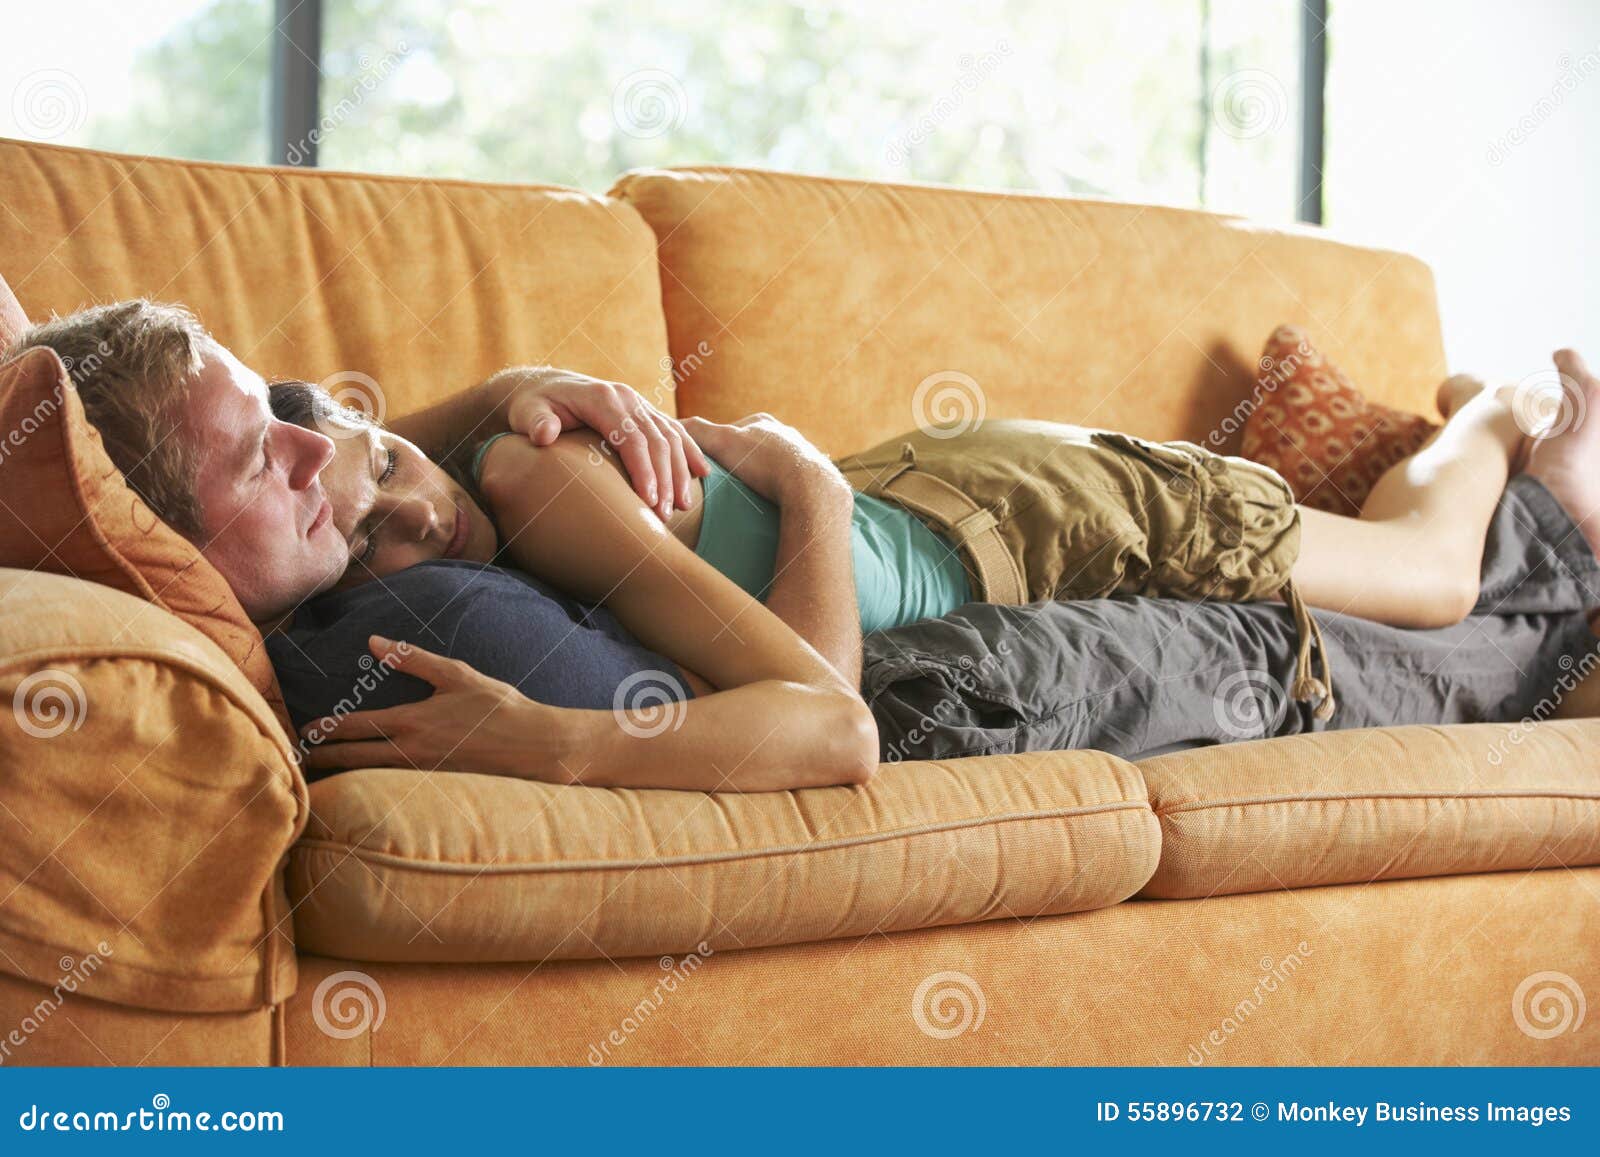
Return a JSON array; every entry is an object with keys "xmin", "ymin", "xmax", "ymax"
[{"xmin": 834, "ymin": 419, "xmax": 1335, "ymax": 717}]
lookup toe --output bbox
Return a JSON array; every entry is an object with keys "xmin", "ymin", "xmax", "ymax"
[{"xmin": 1555, "ymin": 348, "xmax": 1594, "ymax": 385}]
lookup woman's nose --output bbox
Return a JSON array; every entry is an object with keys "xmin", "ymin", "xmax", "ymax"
[{"xmin": 394, "ymin": 498, "xmax": 439, "ymax": 541}]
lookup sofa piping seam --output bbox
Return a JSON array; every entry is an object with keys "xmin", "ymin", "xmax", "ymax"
[
  {"xmin": 290, "ymin": 799, "xmax": 1151, "ymax": 876},
  {"xmin": 1156, "ymin": 789, "xmax": 1600, "ymax": 817}
]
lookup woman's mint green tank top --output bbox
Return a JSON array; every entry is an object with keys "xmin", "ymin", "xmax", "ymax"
[
  {"xmin": 470, "ymin": 434, "xmax": 971, "ymax": 631},
  {"xmin": 691, "ymin": 458, "xmax": 971, "ymax": 631}
]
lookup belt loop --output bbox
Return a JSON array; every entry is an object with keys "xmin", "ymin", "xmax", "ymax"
[{"xmin": 951, "ymin": 506, "xmax": 998, "ymax": 541}]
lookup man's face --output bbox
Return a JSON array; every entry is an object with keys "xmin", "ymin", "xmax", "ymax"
[{"xmin": 185, "ymin": 341, "xmax": 347, "ymax": 620}]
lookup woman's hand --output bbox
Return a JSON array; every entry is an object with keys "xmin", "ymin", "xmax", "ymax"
[
  {"xmin": 681, "ymin": 413, "xmax": 850, "ymax": 506},
  {"xmin": 493, "ymin": 366, "xmax": 710, "ymax": 521},
  {"xmin": 300, "ymin": 635, "xmax": 583, "ymax": 783}
]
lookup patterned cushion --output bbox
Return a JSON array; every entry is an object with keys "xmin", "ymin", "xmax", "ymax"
[
  {"xmin": 1241, "ymin": 325, "xmax": 1440, "ymax": 516},
  {"xmin": 0, "ymin": 344, "xmax": 290, "ymax": 732}
]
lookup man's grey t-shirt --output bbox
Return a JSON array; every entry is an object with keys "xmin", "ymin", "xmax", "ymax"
[{"xmin": 267, "ymin": 559, "xmax": 692, "ymax": 780}]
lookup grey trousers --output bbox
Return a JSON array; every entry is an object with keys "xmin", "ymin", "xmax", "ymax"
[{"xmin": 861, "ymin": 475, "xmax": 1600, "ymax": 763}]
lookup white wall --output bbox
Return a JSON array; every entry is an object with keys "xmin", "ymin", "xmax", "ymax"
[{"xmin": 1326, "ymin": 0, "xmax": 1598, "ymax": 382}]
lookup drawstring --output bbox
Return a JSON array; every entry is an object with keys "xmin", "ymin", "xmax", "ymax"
[{"xmin": 1283, "ymin": 578, "xmax": 1336, "ymax": 721}]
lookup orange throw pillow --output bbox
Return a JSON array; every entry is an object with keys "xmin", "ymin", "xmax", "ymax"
[
  {"xmin": 0, "ymin": 345, "xmax": 290, "ymax": 733},
  {"xmin": 1240, "ymin": 325, "xmax": 1440, "ymax": 517}
]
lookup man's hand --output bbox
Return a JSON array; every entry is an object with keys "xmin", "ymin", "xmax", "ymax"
[
  {"xmin": 299, "ymin": 635, "xmax": 586, "ymax": 783},
  {"xmin": 681, "ymin": 413, "xmax": 850, "ymax": 506},
  {"xmin": 493, "ymin": 366, "xmax": 710, "ymax": 521}
]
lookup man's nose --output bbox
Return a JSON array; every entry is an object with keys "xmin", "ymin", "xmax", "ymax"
[{"xmin": 285, "ymin": 424, "xmax": 335, "ymax": 490}]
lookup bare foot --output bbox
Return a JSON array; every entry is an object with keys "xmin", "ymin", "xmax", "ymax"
[{"xmin": 1521, "ymin": 348, "xmax": 1600, "ymax": 562}]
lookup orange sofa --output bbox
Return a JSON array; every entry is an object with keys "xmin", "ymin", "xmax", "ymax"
[{"xmin": 0, "ymin": 137, "xmax": 1596, "ymax": 1066}]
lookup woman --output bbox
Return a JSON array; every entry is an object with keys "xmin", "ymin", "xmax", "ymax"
[{"xmin": 272, "ymin": 351, "xmax": 1596, "ymax": 789}]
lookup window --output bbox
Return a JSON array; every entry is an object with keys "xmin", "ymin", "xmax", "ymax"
[
  {"xmin": 6, "ymin": 0, "xmax": 1311, "ymax": 221},
  {"xmin": 1, "ymin": 0, "xmax": 271, "ymax": 164}
]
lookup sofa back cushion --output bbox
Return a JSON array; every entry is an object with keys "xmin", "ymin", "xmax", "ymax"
[
  {"xmin": 613, "ymin": 166, "xmax": 1448, "ymax": 455},
  {"xmin": 0, "ymin": 137, "xmax": 676, "ymax": 424}
]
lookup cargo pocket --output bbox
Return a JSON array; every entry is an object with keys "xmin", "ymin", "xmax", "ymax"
[{"xmin": 1087, "ymin": 430, "xmax": 1208, "ymax": 595}]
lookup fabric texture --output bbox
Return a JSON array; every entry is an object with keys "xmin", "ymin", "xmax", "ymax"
[
  {"xmin": 0, "ymin": 569, "xmax": 305, "ymax": 1014},
  {"xmin": 267, "ymin": 559, "xmax": 694, "ymax": 779},
  {"xmin": 1139, "ymin": 718, "xmax": 1600, "ymax": 899},
  {"xmin": 285, "ymin": 750, "xmax": 1157, "ymax": 964},
  {"xmin": 1241, "ymin": 324, "xmax": 1442, "ymax": 516},
  {"xmin": 835, "ymin": 419, "xmax": 1302, "ymax": 606},
  {"xmin": 278, "ymin": 868, "xmax": 1600, "ymax": 1065},
  {"xmin": 0, "ymin": 346, "xmax": 292, "ymax": 731},
  {"xmin": 611, "ymin": 167, "xmax": 1449, "ymax": 457},
  {"xmin": 0, "ymin": 138, "xmax": 675, "ymax": 424},
  {"xmin": 862, "ymin": 475, "xmax": 1600, "ymax": 762}
]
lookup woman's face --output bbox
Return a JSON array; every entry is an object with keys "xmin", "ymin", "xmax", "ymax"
[{"xmin": 317, "ymin": 422, "xmax": 498, "ymax": 587}]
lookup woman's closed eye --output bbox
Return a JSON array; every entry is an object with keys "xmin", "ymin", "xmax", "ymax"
[{"xmin": 354, "ymin": 445, "xmax": 399, "ymax": 565}]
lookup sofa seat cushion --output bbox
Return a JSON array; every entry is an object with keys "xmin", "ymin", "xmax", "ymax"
[
  {"xmin": 286, "ymin": 751, "xmax": 1159, "ymax": 963},
  {"xmin": 1139, "ymin": 721, "xmax": 1600, "ymax": 899}
]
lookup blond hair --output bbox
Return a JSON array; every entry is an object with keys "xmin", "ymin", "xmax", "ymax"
[{"xmin": 11, "ymin": 300, "xmax": 209, "ymax": 537}]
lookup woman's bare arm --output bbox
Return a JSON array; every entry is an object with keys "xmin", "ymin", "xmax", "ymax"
[
  {"xmin": 387, "ymin": 365, "xmax": 708, "ymax": 519},
  {"xmin": 680, "ymin": 414, "xmax": 863, "ymax": 685},
  {"xmin": 472, "ymin": 429, "xmax": 878, "ymax": 790}
]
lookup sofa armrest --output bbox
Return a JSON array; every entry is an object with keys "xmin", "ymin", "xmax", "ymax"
[{"xmin": 0, "ymin": 568, "xmax": 307, "ymax": 1014}]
